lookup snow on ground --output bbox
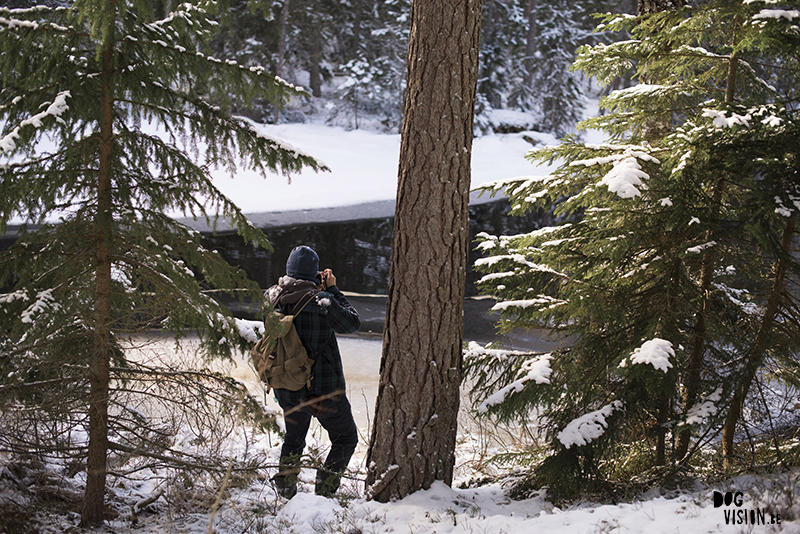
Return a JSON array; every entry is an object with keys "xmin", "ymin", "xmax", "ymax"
[
  {"xmin": 13, "ymin": 335, "xmax": 799, "ymax": 534},
  {"xmin": 257, "ymin": 478, "xmax": 785, "ymax": 534},
  {"xmin": 3, "ymin": 118, "xmax": 560, "ymax": 227},
  {"xmin": 51, "ymin": 425, "xmax": 798, "ymax": 534}
]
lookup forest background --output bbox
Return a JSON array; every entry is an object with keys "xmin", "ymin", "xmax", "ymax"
[{"xmin": 201, "ymin": 0, "xmax": 621, "ymax": 138}]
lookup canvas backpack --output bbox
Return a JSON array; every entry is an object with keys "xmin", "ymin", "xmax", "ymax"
[{"xmin": 250, "ymin": 291, "xmax": 318, "ymax": 392}]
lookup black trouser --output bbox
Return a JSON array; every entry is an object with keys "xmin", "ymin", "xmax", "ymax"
[{"xmin": 277, "ymin": 392, "xmax": 358, "ymax": 494}]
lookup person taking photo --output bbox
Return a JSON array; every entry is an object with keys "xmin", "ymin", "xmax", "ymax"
[{"xmin": 266, "ymin": 245, "xmax": 360, "ymax": 499}]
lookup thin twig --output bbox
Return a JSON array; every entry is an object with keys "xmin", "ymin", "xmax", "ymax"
[{"xmin": 207, "ymin": 457, "xmax": 233, "ymax": 534}]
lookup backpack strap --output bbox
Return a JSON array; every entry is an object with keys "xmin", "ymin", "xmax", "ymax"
[
  {"xmin": 289, "ymin": 290, "xmax": 318, "ymax": 316},
  {"xmin": 288, "ymin": 290, "xmax": 331, "ymax": 362}
]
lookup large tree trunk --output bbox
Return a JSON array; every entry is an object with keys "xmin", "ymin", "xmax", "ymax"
[
  {"xmin": 81, "ymin": 22, "xmax": 115, "ymax": 527},
  {"xmin": 365, "ymin": 0, "xmax": 481, "ymax": 503}
]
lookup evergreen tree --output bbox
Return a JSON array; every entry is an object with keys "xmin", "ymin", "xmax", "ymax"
[
  {"xmin": 209, "ymin": 0, "xmax": 409, "ymax": 130},
  {"xmin": 466, "ymin": 0, "xmax": 800, "ymax": 501},
  {"xmin": 209, "ymin": 0, "xmax": 281, "ymax": 123},
  {"xmin": 202, "ymin": 0, "xmax": 630, "ymax": 137},
  {"xmin": 0, "ymin": 0, "xmax": 324, "ymax": 524},
  {"xmin": 478, "ymin": 0, "xmax": 629, "ymax": 137}
]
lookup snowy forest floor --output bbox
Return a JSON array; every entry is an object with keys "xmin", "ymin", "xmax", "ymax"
[
  {"xmin": 1, "ymin": 402, "xmax": 799, "ymax": 534},
  {"xmin": 1, "ymin": 328, "xmax": 799, "ymax": 534}
]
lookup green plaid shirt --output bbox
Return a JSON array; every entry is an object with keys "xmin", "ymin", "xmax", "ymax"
[{"xmin": 273, "ymin": 285, "xmax": 360, "ymax": 404}]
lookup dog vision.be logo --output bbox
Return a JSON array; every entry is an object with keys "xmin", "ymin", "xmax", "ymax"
[{"xmin": 713, "ymin": 491, "xmax": 781, "ymax": 526}]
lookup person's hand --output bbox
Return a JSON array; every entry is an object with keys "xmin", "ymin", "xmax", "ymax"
[{"xmin": 320, "ymin": 269, "xmax": 336, "ymax": 290}]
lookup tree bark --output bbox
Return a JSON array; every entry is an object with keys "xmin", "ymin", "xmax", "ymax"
[
  {"xmin": 655, "ymin": 392, "xmax": 669, "ymax": 465},
  {"xmin": 365, "ymin": 0, "xmax": 481, "ymax": 503},
  {"xmin": 674, "ymin": 180, "xmax": 724, "ymax": 461},
  {"xmin": 81, "ymin": 13, "xmax": 116, "ymax": 527},
  {"xmin": 309, "ymin": 30, "xmax": 322, "ymax": 98},
  {"xmin": 350, "ymin": 0, "xmax": 363, "ymax": 58},
  {"xmin": 524, "ymin": 0, "xmax": 537, "ymax": 86}
]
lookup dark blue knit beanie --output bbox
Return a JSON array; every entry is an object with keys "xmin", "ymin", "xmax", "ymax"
[{"xmin": 286, "ymin": 245, "xmax": 320, "ymax": 281}]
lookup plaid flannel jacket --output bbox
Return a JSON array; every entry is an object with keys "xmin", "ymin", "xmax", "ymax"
[{"xmin": 272, "ymin": 285, "xmax": 360, "ymax": 404}]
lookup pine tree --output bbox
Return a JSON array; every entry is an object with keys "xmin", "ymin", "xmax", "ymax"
[
  {"xmin": 466, "ymin": 0, "xmax": 800, "ymax": 500},
  {"xmin": 202, "ymin": 0, "xmax": 628, "ymax": 137},
  {"xmin": 0, "ymin": 0, "xmax": 324, "ymax": 524}
]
